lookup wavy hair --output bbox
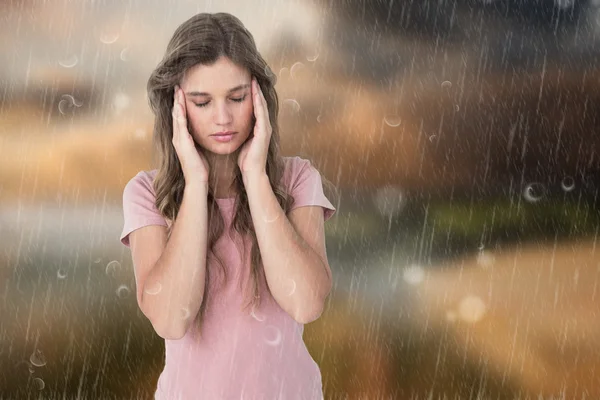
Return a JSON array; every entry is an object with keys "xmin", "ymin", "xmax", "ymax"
[{"xmin": 146, "ymin": 12, "xmax": 298, "ymax": 333}]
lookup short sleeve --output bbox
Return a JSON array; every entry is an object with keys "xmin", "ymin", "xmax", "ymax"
[
  {"xmin": 120, "ymin": 171, "xmax": 168, "ymax": 248},
  {"xmin": 288, "ymin": 157, "xmax": 336, "ymax": 222}
]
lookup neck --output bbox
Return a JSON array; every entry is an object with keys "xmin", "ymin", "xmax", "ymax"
[{"xmin": 206, "ymin": 152, "xmax": 238, "ymax": 197}]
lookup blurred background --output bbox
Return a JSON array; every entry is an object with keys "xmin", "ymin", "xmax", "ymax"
[{"xmin": 2, "ymin": 0, "xmax": 600, "ymax": 398}]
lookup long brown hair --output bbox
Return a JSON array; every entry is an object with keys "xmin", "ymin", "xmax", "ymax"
[{"xmin": 146, "ymin": 12, "xmax": 296, "ymax": 331}]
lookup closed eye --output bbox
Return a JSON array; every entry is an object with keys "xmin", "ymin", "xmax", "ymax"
[{"xmin": 194, "ymin": 95, "xmax": 247, "ymax": 108}]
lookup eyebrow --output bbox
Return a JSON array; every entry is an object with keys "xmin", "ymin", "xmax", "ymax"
[{"xmin": 185, "ymin": 83, "xmax": 251, "ymax": 97}]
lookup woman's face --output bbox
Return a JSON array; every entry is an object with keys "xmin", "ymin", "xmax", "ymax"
[{"xmin": 179, "ymin": 56, "xmax": 255, "ymax": 156}]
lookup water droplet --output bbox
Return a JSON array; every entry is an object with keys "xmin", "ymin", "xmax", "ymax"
[
  {"xmin": 307, "ymin": 52, "xmax": 319, "ymax": 62},
  {"xmin": 57, "ymin": 94, "xmax": 82, "ymax": 115},
  {"xmin": 58, "ymin": 55, "xmax": 78, "ymax": 68},
  {"xmin": 100, "ymin": 32, "xmax": 119, "ymax": 44},
  {"xmin": 32, "ymin": 377, "xmax": 45, "ymax": 390},
  {"xmin": 250, "ymin": 304, "xmax": 266, "ymax": 322},
  {"xmin": 290, "ymin": 62, "xmax": 306, "ymax": 79},
  {"xmin": 120, "ymin": 47, "xmax": 129, "ymax": 62},
  {"xmin": 403, "ymin": 264, "xmax": 425, "ymax": 285},
  {"xmin": 281, "ymin": 99, "xmax": 301, "ymax": 114},
  {"xmin": 561, "ymin": 176, "xmax": 575, "ymax": 192},
  {"xmin": 56, "ymin": 268, "xmax": 67, "ymax": 279},
  {"xmin": 287, "ymin": 279, "xmax": 296, "ymax": 296},
  {"xmin": 441, "ymin": 81, "xmax": 452, "ymax": 89},
  {"xmin": 428, "ymin": 134, "xmax": 438, "ymax": 142},
  {"xmin": 458, "ymin": 295, "xmax": 487, "ymax": 323},
  {"xmin": 523, "ymin": 183, "xmax": 545, "ymax": 203},
  {"xmin": 264, "ymin": 325, "xmax": 282, "ymax": 346},
  {"xmin": 383, "ymin": 115, "xmax": 401, "ymax": 127},
  {"xmin": 29, "ymin": 350, "xmax": 46, "ymax": 367},
  {"xmin": 180, "ymin": 308, "xmax": 191, "ymax": 320},
  {"xmin": 105, "ymin": 260, "xmax": 121, "ymax": 277},
  {"xmin": 94, "ymin": 258, "xmax": 102, "ymax": 264},
  {"xmin": 454, "ymin": 104, "xmax": 460, "ymax": 112},
  {"xmin": 58, "ymin": 99, "xmax": 75, "ymax": 115},
  {"xmin": 116, "ymin": 285, "xmax": 130, "ymax": 298},
  {"xmin": 144, "ymin": 282, "xmax": 162, "ymax": 295},
  {"xmin": 278, "ymin": 67, "xmax": 289, "ymax": 79}
]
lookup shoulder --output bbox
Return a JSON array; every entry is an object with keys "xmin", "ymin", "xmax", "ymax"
[
  {"xmin": 122, "ymin": 169, "xmax": 160, "ymax": 204},
  {"xmin": 124, "ymin": 169, "xmax": 158, "ymax": 193},
  {"xmin": 281, "ymin": 156, "xmax": 315, "ymax": 185}
]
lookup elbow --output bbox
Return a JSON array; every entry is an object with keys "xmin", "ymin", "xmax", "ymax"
[
  {"xmin": 153, "ymin": 321, "xmax": 189, "ymax": 340},
  {"xmin": 296, "ymin": 311, "xmax": 321, "ymax": 325},
  {"xmin": 295, "ymin": 296, "xmax": 328, "ymax": 324},
  {"xmin": 296, "ymin": 279, "xmax": 332, "ymax": 324},
  {"xmin": 143, "ymin": 307, "xmax": 190, "ymax": 340}
]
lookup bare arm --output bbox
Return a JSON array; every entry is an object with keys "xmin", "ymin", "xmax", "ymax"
[{"xmin": 131, "ymin": 182, "xmax": 208, "ymax": 339}]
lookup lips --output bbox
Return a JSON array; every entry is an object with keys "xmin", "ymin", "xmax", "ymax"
[{"xmin": 211, "ymin": 131, "xmax": 235, "ymax": 136}]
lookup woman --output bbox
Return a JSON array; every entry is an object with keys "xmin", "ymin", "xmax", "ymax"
[{"xmin": 119, "ymin": 12, "xmax": 336, "ymax": 400}]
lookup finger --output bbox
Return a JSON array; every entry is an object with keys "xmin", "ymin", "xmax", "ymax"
[
  {"xmin": 179, "ymin": 87, "xmax": 188, "ymax": 116},
  {"xmin": 252, "ymin": 79, "xmax": 266, "ymax": 132},
  {"xmin": 172, "ymin": 88, "xmax": 180, "ymax": 142},
  {"xmin": 256, "ymin": 80, "xmax": 271, "ymax": 134}
]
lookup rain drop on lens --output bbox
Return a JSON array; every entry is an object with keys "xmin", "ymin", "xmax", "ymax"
[
  {"xmin": 278, "ymin": 67, "xmax": 289, "ymax": 79},
  {"xmin": 100, "ymin": 32, "xmax": 119, "ymax": 44},
  {"xmin": 56, "ymin": 268, "xmax": 67, "ymax": 279},
  {"xmin": 144, "ymin": 282, "xmax": 162, "ymax": 295},
  {"xmin": 29, "ymin": 349, "xmax": 47, "ymax": 367},
  {"xmin": 57, "ymin": 94, "xmax": 83, "ymax": 115},
  {"xmin": 523, "ymin": 183, "xmax": 545, "ymax": 202},
  {"xmin": 120, "ymin": 47, "xmax": 129, "ymax": 62},
  {"xmin": 180, "ymin": 308, "xmax": 191, "ymax": 320},
  {"xmin": 32, "ymin": 378, "xmax": 45, "ymax": 390},
  {"xmin": 561, "ymin": 176, "xmax": 575, "ymax": 192},
  {"xmin": 105, "ymin": 260, "xmax": 121, "ymax": 277},
  {"xmin": 58, "ymin": 55, "xmax": 78, "ymax": 68},
  {"xmin": 441, "ymin": 80, "xmax": 452, "ymax": 89},
  {"xmin": 383, "ymin": 115, "xmax": 401, "ymax": 127},
  {"xmin": 58, "ymin": 99, "xmax": 75, "ymax": 115},
  {"xmin": 116, "ymin": 285, "xmax": 130, "ymax": 298},
  {"xmin": 250, "ymin": 304, "xmax": 266, "ymax": 322},
  {"xmin": 282, "ymin": 99, "xmax": 301, "ymax": 114},
  {"xmin": 287, "ymin": 279, "xmax": 296, "ymax": 296},
  {"xmin": 290, "ymin": 62, "xmax": 306, "ymax": 79},
  {"xmin": 307, "ymin": 52, "xmax": 319, "ymax": 62},
  {"xmin": 264, "ymin": 325, "xmax": 282, "ymax": 346}
]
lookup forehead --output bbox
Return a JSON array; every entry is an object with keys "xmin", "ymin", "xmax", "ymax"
[{"xmin": 181, "ymin": 57, "xmax": 250, "ymax": 93}]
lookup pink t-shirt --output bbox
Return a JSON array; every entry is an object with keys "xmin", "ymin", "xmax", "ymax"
[{"xmin": 120, "ymin": 156, "xmax": 336, "ymax": 400}]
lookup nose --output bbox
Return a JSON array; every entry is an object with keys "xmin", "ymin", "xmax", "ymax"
[{"xmin": 213, "ymin": 100, "xmax": 233, "ymax": 126}]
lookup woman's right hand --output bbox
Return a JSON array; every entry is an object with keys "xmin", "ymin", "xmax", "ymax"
[{"xmin": 172, "ymin": 85, "xmax": 210, "ymax": 184}]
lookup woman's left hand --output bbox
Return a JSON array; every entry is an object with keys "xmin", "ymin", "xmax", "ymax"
[{"xmin": 237, "ymin": 77, "xmax": 271, "ymax": 177}]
